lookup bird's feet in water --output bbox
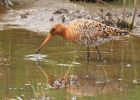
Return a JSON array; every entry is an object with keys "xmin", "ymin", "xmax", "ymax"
[
  {"xmin": 85, "ymin": 57, "xmax": 91, "ymax": 61},
  {"xmin": 98, "ymin": 56, "xmax": 106, "ymax": 63},
  {"xmin": 85, "ymin": 56, "xmax": 106, "ymax": 62}
]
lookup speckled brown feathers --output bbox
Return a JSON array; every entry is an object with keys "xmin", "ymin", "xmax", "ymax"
[
  {"xmin": 35, "ymin": 19, "xmax": 128, "ymax": 54},
  {"xmin": 67, "ymin": 19, "xmax": 128, "ymax": 46}
]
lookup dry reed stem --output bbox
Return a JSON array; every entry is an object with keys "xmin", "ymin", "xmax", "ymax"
[
  {"xmin": 122, "ymin": 0, "xmax": 126, "ymax": 21},
  {"xmin": 130, "ymin": 0, "xmax": 137, "ymax": 30}
]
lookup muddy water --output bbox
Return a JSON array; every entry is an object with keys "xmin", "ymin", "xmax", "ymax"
[
  {"xmin": 1, "ymin": 0, "xmax": 140, "ymax": 35},
  {"xmin": 0, "ymin": 0, "xmax": 140, "ymax": 100},
  {"xmin": 0, "ymin": 29, "xmax": 140, "ymax": 100}
]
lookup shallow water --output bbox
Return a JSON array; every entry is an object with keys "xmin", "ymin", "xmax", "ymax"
[
  {"xmin": 0, "ymin": 29, "xmax": 140, "ymax": 100},
  {"xmin": 0, "ymin": 0, "xmax": 140, "ymax": 100}
]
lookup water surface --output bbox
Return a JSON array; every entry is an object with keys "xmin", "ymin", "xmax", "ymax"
[
  {"xmin": 0, "ymin": 29, "xmax": 140, "ymax": 100},
  {"xmin": 0, "ymin": 0, "xmax": 140, "ymax": 100}
]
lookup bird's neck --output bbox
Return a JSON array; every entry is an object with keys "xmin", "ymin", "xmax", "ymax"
[{"xmin": 60, "ymin": 27, "xmax": 76, "ymax": 42}]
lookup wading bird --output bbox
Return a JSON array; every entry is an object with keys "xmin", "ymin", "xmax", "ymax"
[{"xmin": 35, "ymin": 19, "xmax": 128, "ymax": 61}]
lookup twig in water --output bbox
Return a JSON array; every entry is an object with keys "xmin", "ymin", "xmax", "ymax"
[
  {"xmin": 7, "ymin": 39, "xmax": 12, "ymax": 65},
  {"xmin": 35, "ymin": 62, "xmax": 53, "ymax": 85},
  {"xmin": 101, "ymin": 66, "xmax": 110, "ymax": 82},
  {"xmin": 119, "ymin": 38, "xmax": 125, "ymax": 91},
  {"xmin": 60, "ymin": 51, "xmax": 77, "ymax": 82},
  {"xmin": 29, "ymin": 81, "xmax": 39, "ymax": 99}
]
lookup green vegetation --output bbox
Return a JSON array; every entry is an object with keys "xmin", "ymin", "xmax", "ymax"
[{"xmin": 0, "ymin": 0, "xmax": 140, "ymax": 99}]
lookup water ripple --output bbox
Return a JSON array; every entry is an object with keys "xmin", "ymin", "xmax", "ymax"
[{"xmin": 24, "ymin": 54, "xmax": 48, "ymax": 61}]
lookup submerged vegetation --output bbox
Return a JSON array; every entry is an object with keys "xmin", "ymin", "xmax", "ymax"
[{"xmin": 0, "ymin": 0, "xmax": 140, "ymax": 100}]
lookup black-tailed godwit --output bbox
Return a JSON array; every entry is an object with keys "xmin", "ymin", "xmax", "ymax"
[{"xmin": 35, "ymin": 19, "xmax": 128, "ymax": 61}]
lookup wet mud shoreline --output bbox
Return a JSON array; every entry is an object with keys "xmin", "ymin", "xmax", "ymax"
[
  {"xmin": 0, "ymin": 0, "xmax": 140, "ymax": 36},
  {"xmin": 0, "ymin": 1, "xmax": 140, "ymax": 99}
]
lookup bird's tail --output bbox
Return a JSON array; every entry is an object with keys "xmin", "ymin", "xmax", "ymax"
[{"xmin": 121, "ymin": 30, "xmax": 129, "ymax": 36}]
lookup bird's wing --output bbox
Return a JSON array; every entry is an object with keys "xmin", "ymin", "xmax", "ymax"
[
  {"xmin": 69, "ymin": 19, "xmax": 124, "ymax": 38},
  {"xmin": 69, "ymin": 19, "xmax": 99, "ymax": 36},
  {"xmin": 68, "ymin": 19, "xmax": 128, "ymax": 46}
]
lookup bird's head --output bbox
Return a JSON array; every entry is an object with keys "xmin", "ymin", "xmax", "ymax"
[
  {"xmin": 49, "ymin": 24, "xmax": 66, "ymax": 35},
  {"xmin": 35, "ymin": 24, "xmax": 66, "ymax": 54}
]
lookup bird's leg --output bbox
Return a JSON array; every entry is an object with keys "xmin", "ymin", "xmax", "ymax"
[
  {"xmin": 86, "ymin": 46, "xmax": 90, "ymax": 61},
  {"xmin": 95, "ymin": 45, "xmax": 104, "ymax": 61}
]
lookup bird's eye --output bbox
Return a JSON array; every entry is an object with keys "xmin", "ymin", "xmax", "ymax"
[
  {"xmin": 52, "ymin": 28, "xmax": 55, "ymax": 31},
  {"xmin": 50, "ymin": 28, "xmax": 55, "ymax": 35},
  {"xmin": 51, "ymin": 28, "xmax": 55, "ymax": 32}
]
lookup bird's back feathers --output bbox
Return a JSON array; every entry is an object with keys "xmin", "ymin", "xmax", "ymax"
[{"xmin": 67, "ymin": 19, "xmax": 128, "ymax": 46}]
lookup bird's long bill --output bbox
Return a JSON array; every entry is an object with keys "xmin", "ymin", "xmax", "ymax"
[{"xmin": 35, "ymin": 33, "xmax": 53, "ymax": 54}]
